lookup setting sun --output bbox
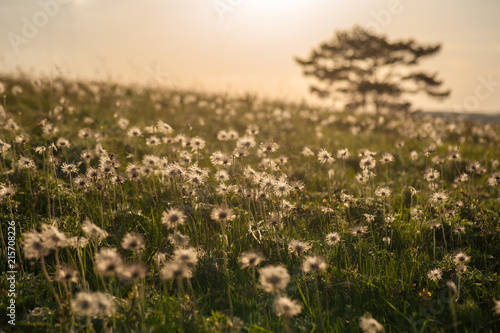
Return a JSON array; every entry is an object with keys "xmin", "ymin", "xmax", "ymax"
[{"xmin": 1, "ymin": 0, "xmax": 499, "ymax": 111}]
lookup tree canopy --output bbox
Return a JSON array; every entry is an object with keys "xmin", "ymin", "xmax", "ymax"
[{"xmin": 295, "ymin": 25, "xmax": 450, "ymax": 113}]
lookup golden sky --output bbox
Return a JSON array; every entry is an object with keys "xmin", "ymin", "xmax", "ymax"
[{"xmin": 1, "ymin": 0, "xmax": 500, "ymax": 112}]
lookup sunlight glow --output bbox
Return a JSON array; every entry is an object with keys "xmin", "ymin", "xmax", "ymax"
[
  {"xmin": 73, "ymin": 0, "xmax": 88, "ymax": 7},
  {"xmin": 249, "ymin": 0, "xmax": 308, "ymax": 11}
]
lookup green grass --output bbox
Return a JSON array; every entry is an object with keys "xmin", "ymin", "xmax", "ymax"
[{"xmin": 0, "ymin": 73, "xmax": 499, "ymax": 332}]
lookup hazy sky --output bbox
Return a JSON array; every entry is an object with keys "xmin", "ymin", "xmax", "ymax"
[{"xmin": 1, "ymin": 0, "xmax": 500, "ymax": 112}]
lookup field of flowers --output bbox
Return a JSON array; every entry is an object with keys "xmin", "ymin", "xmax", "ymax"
[{"xmin": 0, "ymin": 74, "xmax": 499, "ymax": 332}]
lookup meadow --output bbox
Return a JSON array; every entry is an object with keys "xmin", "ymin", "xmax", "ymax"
[{"xmin": 0, "ymin": 74, "xmax": 499, "ymax": 332}]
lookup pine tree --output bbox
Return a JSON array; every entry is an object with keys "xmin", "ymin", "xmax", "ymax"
[{"xmin": 295, "ymin": 25, "xmax": 450, "ymax": 113}]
